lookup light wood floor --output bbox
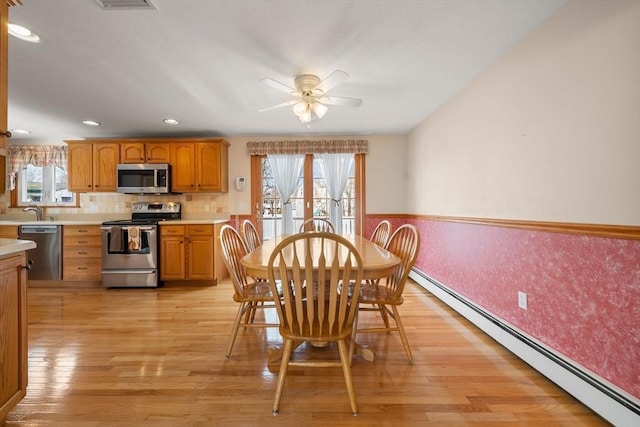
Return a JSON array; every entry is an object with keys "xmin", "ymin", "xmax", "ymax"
[{"xmin": 5, "ymin": 279, "xmax": 608, "ymax": 426}]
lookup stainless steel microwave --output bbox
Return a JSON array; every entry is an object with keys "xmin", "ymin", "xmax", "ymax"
[{"xmin": 116, "ymin": 163, "xmax": 171, "ymax": 194}]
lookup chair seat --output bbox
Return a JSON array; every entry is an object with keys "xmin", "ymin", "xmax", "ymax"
[
  {"xmin": 233, "ymin": 280, "xmax": 282, "ymax": 303},
  {"xmin": 358, "ymin": 282, "xmax": 404, "ymax": 305}
]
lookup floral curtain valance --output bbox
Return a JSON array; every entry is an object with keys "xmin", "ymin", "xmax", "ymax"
[
  {"xmin": 247, "ymin": 139, "xmax": 368, "ymax": 155},
  {"xmin": 7, "ymin": 145, "xmax": 68, "ymax": 174}
]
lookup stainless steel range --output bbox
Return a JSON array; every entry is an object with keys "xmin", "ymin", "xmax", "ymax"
[{"xmin": 101, "ymin": 202, "xmax": 181, "ymax": 288}]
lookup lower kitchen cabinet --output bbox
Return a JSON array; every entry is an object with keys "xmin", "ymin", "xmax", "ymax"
[
  {"xmin": 0, "ymin": 225, "xmax": 18, "ymax": 239},
  {"xmin": 63, "ymin": 225, "xmax": 102, "ymax": 281},
  {"xmin": 0, "ymin": 251, "xmax": 28, "ymax": 421},
  {"xmin": 160, "ymin": 224, "xmax": 219, "ymax": 282}
]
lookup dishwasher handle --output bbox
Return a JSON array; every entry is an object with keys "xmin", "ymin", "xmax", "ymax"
[{"xmin": 20, "ymin": 225, "xmax": 60, "ymax": 234}]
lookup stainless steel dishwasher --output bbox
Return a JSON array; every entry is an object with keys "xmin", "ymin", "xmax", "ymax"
[{"xmin": 19, "ymin": 224, "xmax": 62, "ymax": 280}]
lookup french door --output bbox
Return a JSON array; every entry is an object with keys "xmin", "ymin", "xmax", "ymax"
[{"xmin": 250, "ymin": 154, "xmax": 365, "ymax": 240}]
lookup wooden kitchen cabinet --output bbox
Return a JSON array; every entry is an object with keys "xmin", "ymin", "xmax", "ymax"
[
  {"xmin": 0, "ymin": 251, "xmax": 28, "ymax": 422},
  {"xmin": 171, "ymin": 139, "xmax": 229, "ymax": 193},
  {"xmin": 66, "ymin": 142, "xmax": 119, "ymax": 192},
  {"xmin": 159, "ymin": 225, "xmax": 185, "ymax": 280},
  {"xmin": 0, "ymin": 1, "xmax": 9, "ymax": 155},
  {"xmin": 63, "ymin": 225, "xmax": 102, "ymax": 281},
  {"xmin": 213, "ymin": 222, "xmax": 228, "ymax": 282},
  {"xmin": 186, "ymin": 225, "xmax": 214, "ymax": 279},
  {"xmin": 120, "ymin": 141, "xmax": 170, "ymax": 164},
  {"xmin": 0, "ymin": 225, "xmax": 18, "ymax": 238},
  {"xmin": 160, "ymin": 224, "xmax": 216, "ymax": 282}
]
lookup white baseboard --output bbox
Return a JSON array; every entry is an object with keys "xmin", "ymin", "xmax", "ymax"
[{"xmin": 409, "ymin": 270, "xmax": 640, "ymax": 427}]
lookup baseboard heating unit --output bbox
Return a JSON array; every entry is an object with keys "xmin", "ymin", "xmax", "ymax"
[{"xmin": 409, "ymin": 269, "xmax": 640, "ymax": 427}]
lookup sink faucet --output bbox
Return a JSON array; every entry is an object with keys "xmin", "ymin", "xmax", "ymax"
[{"xmin": 22, "ymin": 206, "xmax": 43, "ymax": 221}]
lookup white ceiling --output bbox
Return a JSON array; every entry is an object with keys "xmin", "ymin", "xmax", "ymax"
[{"xmin": 7, "ymin": 0, "xmax": 566, "ymax": 144}]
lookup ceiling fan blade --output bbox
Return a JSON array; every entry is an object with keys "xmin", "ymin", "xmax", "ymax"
[
  {"xmin": 316, "ymin": 70, "xmax": 349, "ymax": 94},
  {"xmin": 318, "ymin": 96, "xmax": 362, "ymax": 107},
  {"xmin": 258, "ymin": 99, "xmax": 298, "ymax": 112},
  {"xmin": 260, "ymin": 78, "xmax": 296, "ymax": 94}
]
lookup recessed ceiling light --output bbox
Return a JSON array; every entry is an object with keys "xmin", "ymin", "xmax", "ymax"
[
  {"xmin": 10, "ymin": 129, "xmax": 31, "ymax": 134},
  {"xmin": 163, "ymin": 118, "xmax": 179, "ymax": 125},
  {"xmin": 8, "ymin": 23, "xmax": 40, "ymax": 43},
  {"xmin": 82, "ymin": 120, "xmax": 101, "ymax": 126}
]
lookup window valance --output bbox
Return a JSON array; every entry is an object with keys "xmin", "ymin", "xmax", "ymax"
[
  {"xmin": 7, "ymin": 145, "xmax": 68, "ymax": 174},
  {"xmin": 247, "ymin": 139, "xmax": 368, "ymax": 155}
]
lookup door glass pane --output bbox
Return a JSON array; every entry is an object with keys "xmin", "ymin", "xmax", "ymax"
[
  {"xmin": 261, "ymin": 159, "xmax": 282, "ymax": 240},
  {"xmin": 313, "ymin": 158, "xmax": 355, "ymax": 235}
]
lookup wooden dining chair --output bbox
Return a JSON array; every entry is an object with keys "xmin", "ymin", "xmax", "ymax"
[
  {"xmin": 267, "ymin": 232, "xmax": 364, "ymax": 416},
  {"xmin": 355, "ymin": 224, "xmax": 420, "ymax": 363},
  {"xmin": 219, "ymin": 224, "xmax": 279, "ymax": 359},
  {"xmin": 369, "ymin": 220, "xmax": 392, "ymax": 248},
  {"xmin": 298, "ymin": 217, "xmax": 335, "ymax": 233},
  {"xmin": 241, "ymin": 219, "xmax": 261, "ymax": 252}
]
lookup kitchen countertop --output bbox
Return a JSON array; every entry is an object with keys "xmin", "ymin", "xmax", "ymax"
[
  {"xmin": 0, "ymin": 220, "xmax": 103, "ymax": 226},
  {"xmin": 159, "ymin": 219, "xmax": 229, "ymax": 225},
  {"xmin": 0, "ymin": 238, "xmax": 37, "ymax": 256},
  {"xmin": 0, "ymin": 218, "xmax": 230, "ymax": 226}
]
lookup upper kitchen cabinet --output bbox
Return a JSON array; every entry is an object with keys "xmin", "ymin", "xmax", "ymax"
[
  {"xmin": 66, "ymin": 141, "xmax": 119, "ymax": 192},
  {"xmin": 0, "ymin": 1, "xmax": 10, "ymax": 155},
  {"xmin": 171, "ymin": 139, "xmax": 229, "ymax": 193},
  {"xmin": 120, "ymin": 141, "xmax": 170, "ymax": 164}
]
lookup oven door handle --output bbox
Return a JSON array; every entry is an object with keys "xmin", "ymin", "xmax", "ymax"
[{"xmin": 100, "ymin": 226, "xmax": 156, "ymax": 232}]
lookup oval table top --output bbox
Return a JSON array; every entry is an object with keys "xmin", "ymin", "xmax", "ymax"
[{"xmin": 241, "ymin": 233, "xmax": 400, "ymax": 281}]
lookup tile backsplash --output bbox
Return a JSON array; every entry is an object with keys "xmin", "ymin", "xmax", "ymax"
[{"xmin": 0, "ymin": 192, "xmax": 229, "ymax": 220}]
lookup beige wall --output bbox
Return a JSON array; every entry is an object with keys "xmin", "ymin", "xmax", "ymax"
[
  {"xmin": 406, "ymin": 0, "xmax": 640, "ymax": 225},
  {"xmin": 225, "ymin": 135, "xmax": 408, "ymax": 216}
]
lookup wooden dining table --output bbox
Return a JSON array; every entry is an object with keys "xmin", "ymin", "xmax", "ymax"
[
  {"xmin": 242, "ymin": 233, "xmax": 400, "ymax": 281},
  {"xmin": 241, "ymin": 233, "xmax": 401, "ymax": 362}
]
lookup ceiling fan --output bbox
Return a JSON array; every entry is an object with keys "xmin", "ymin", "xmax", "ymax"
[{"xmin": 258, "ymin": 70, "xmax": 362, "ymax": 123}]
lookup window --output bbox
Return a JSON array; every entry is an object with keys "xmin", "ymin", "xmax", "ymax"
[{"xmin": 17, "ymin": 164, "xmax": 76, "ymax": 206}]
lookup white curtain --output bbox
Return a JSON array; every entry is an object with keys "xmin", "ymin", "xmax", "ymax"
[
  {"xmin": 317, "ymin": 153, "xmax": 354, "ymax": 234},
  {"xmin": 267, "ymin": 154, "xmax": 304, "ymax": 234}
]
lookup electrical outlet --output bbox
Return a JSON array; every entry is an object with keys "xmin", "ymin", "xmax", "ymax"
[
  {"xmin": 204, "ymin": 204, "xmax": 210, "ymax": 212},
  {"xmin": 90, "ymin": 205, "xmax": 98, "ymax": 213},
  {"xmin": 518, "ymin": 291, "xmax": 528, "ymax": 310}
]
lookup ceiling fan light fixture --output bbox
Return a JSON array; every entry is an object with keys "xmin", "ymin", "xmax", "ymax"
[
  {"xmin": 312, "ymin": 102, "xmax": 328, "ymax": 119},
  {"xmin": 293, "ymin": 101, "xmax": 308, "ymax": 117},
  {"xmin": 293, "ymin": 101, "xmax": 314, "ymax": 123},
  {"xmin": 261, "ymin": 70, "xmax": 361, "ymax": 124},
  {"xmin": 300, "ymin": 109, "xmax": 312, "ymax": 123}
]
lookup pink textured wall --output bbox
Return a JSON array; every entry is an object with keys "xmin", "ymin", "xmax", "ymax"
[{"xmin": 366, "ymin": 217, "xmax": 640, "ymax": 399}]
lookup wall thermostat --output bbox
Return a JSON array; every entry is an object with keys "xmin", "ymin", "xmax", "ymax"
[{"xmin": 235, "ymin": 176, "xmax": 246, "ymax": 191}]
